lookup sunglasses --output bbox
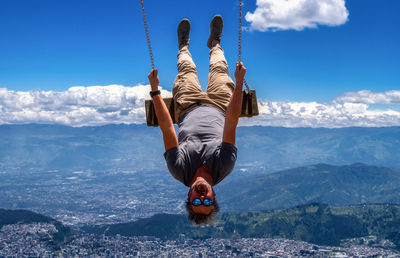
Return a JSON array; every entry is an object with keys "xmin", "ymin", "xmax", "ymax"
[{"xmin": 191, "ymin": 198, "xmax": 213, "ymax": 206}]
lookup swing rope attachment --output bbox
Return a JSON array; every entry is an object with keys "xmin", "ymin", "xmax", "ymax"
[
  {"xmin": 140, "ymin": 0, "xmax": 155, "ymax": 70},
  {"xmin": 238, "ymin": 0, "xmax": 250, "ymax": 93}
]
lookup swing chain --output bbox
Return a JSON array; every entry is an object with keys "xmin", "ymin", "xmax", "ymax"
[
  {"xmin": 238, "ymin": 0, "xmax": 250, "ymax": 93},
  {"xmin": 238, "ymin": 0, "xmax": 243, "ymax": 62},
  {"xmin": 140, "ymin": 0, "xmax": 155, "ymax": 70}
]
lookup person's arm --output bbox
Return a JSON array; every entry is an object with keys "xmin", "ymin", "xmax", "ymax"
[
  {"xmin": 222, "ymin": 62, "xmax": 246, "ymax": 145},
  {"xmin": 148, "ymin": 69, "xmax": 178, "ymax": 151}
]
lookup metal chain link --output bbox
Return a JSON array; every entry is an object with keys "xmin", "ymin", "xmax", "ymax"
[
  {"xmin": 238, "ymin": 0, "xmax": 243, "ymax": 62},
  {"xmin": 238, "ymin": 0, "xmax": 250, "ymax": 92},
  {"xmin": 140, "ymin": 0, "xmax": 155, "ymax": 70}
]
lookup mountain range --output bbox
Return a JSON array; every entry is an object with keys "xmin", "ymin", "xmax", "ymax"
[
  {"xmin": 1, "ymin": 124, "xmax": 399, "ymax": 225},
  {"xmin": 0, "ymin": 124, "xmax": 399, "ymax": 173},
  {"xmin": 217, "ymin": 163, "xmax": 400, "ymax": 212},
  {"xmin": 84, "ymin": 203, "xmax": 400, "ymax": 249}
]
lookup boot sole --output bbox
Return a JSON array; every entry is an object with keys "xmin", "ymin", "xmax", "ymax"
[
  {"xmin": 178, "ymin": 19, "xmax": 191, "ymax": 46},
  {"xmin": 207, "ymin": 15, "xmax": 223, "ymax": 48}
]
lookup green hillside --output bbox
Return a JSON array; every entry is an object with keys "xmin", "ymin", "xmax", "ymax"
[
  {"xmin": 0, "ymin": 208, "xmax": 74, "ymax": 247},
  {"xmin": 217, "ymin": 163, "xmax": 400, "ymax": 211},
  {"xmin": 84, "ymin": 204, "xmax": 400, "ymax": 250}
]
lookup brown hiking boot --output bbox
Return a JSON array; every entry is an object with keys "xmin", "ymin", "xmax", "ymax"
[
  {"xmin": 207, "ymin": 15, "xmax": 223, "ymax": 49},
  {"xmin": 178, "ymin": 19, "xmax": 190, "ymax": 48}
]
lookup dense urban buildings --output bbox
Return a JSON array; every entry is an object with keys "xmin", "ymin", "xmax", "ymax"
[{"xmin": 1, "ymin": 223, "xmax": 399, "ymax": 257}]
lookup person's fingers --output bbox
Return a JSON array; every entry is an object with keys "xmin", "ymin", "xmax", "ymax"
[{"xmin": 148, "ymin": 69, "xmax": 157, "ymax": 79}]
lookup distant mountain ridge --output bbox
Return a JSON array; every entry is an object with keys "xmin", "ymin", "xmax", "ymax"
[
  {"xmin": 217, "ymin": 163, "xmax": 400, "ymax": 211},
  {"xmin": 236, "ymin": 126, "xmax": 400, "ymax": 172},
  {"xmin": 0, "ymin": 124, "xmax": 399, "ymax": 173},
  {"xmin": 83, "ymin": 203, "xmax": 400, "ymax": 250}
]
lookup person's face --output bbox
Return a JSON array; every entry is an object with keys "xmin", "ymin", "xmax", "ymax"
[{"xmin": 188, "ymin": 179, "xmax": 215, "ymax": 215}]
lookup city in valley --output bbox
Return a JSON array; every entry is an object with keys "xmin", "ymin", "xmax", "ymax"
[
  {"xmin": 1, "ymin": 223, "xmax": 399, "ymax": 257},
  {"xmin": 1, "ymin": 165, "xmax": 400, "ymax": 256}
]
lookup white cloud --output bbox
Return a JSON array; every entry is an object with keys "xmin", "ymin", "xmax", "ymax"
[
  {"xmin": 334, "ymin": 90, "xmax": 400, "ymax": 104},
  {"xmin": 245, "ymin": 0, "xmax": 349, "ymax": 31},
  {"xmin": 0, "ymin": 86, "xmax": 399, "ymax": 128},
  {"xmin": 0, "ymin": 85, "xmax": 171, "ymax": 127},
  {"xmin": 239, "ymin": 99, "xmax": 400, "ymax": 127}
]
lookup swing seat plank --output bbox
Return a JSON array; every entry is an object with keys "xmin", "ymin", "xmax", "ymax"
[
  {"xmin": 145, "ymin": 89, "xmax": 259, "ymax": 127},
  {"xmin": 145, "ymin": 97, "xmax": 176, "ymax": 126}
]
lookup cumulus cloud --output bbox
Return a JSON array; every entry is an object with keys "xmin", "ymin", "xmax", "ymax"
[
  {"xmin": 334, "ymin": 90, "xmax": 400, "ymax": 105},
  {"xmin": 0, "ymin": 86, "xmax": 399, "ymax": 128},
  {"xmin": 239, "ymin": 100, "xmax": 400, "ymax": 127},
  {"xmin": 245, "ymin": 0, "xmax": 349, "ymax": 31},
  {"xmin": 0, "ymin": 85, "xmax": 171, "ymax": 127}
]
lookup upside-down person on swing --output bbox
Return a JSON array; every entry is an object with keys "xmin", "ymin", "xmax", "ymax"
[{"xmin": 147, "ymin": 15, "xmax": 245, "ymax": 225}]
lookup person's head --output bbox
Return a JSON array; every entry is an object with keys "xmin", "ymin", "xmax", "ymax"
[{"xmin": 186, "ymin": 171, "xmax": 220, "ymax": 225}]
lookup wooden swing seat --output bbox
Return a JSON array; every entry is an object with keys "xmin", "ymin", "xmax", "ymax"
[{"xmin": 145, "ymin": 89, "xmax": 258, "ymax": 127}]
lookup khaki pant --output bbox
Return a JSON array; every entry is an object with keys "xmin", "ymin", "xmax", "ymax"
[{"xmin": 173, "ymin": 44, "xmax": 235, "ymax": 121}]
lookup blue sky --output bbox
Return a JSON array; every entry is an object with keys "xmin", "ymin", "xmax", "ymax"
[{"xmin": 0, "ymin": 0, "xmax": 399, "ymax": 127}]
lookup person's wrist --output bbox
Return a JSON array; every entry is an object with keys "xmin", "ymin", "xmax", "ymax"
[{"xmin": 150, "ymin": 88, "xmax": 161, "ymax": 98}]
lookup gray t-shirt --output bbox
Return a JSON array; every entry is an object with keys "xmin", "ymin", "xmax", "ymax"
[{"xmin": 164, "ymin": 105, "xmax": 237, "ymax": 187}]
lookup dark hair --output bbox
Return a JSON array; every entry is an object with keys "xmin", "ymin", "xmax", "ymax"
[{"xmin": 185, "ymin": 199, "xmax": 220, "ymax": 225}]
